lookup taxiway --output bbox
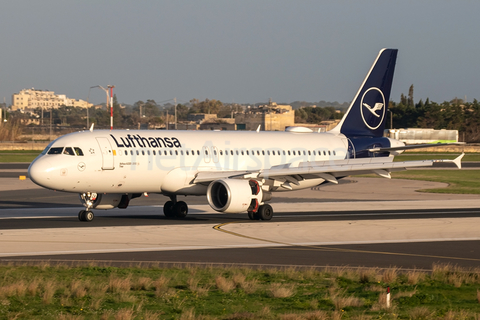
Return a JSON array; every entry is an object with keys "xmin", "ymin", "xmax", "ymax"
[{"xmin": 0, "ymin": 173, "xmax": 479, "ymax": 270}]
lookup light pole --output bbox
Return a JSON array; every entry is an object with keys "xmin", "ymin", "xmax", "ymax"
[
  {"xmin": 388, "ymin": 109, "xmax": 393, "ymax": 130},
  {"xmin": 86, "ymin": 86, "xmax": 95, "ymax": 129},
  {"xmin": 108, "ymin": 85, "xmax": 115, "ymax": 130},
  {"xmin": 174, "ymin": 97, "xmax": 177, "ymax": 130},
  {"xmin": 91, "ymin": 85, "xmax": 114, "ymax": 129}
]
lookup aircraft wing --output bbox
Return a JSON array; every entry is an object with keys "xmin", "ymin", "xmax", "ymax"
[
  {"xmin": 193, "ymin": 170, "xmax": 255, "ymax": 184},
  {"xmin": 193, "ymin": 154, "xmax": 464, "ymax": 186}
]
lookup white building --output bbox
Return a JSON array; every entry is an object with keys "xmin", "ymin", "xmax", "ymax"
[{"xmin": 12, "ymin": 88, "xmax": 92, "ymax": 111}]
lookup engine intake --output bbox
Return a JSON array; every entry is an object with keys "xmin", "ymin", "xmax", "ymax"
[{"xmin": 207, "ymin": 179, "xmax": 267, "ymax": 213}]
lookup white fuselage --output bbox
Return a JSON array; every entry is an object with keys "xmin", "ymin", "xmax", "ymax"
[{"xmin": 29, "ymin": 129, "xmax": 349, "ymax": 194}]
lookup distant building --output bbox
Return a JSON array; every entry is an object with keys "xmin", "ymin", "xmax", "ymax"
[
  {"xmin": 385, "ymin": 128, "xmax": 458, "ymax": 144},
  {"xmin": 199, "ymin": 118, "xmax": 236, "ymax": 131},
  {"xmin": 235, "ymin": 102, "xmax": 294, "ymax": 131},
  {"xmin": 187, "ymin": 113, "xmax": 218, "ymax": 123},
  {"xmin": 12, "ymin": 88, "xmax": 92, "ymax": 111}
]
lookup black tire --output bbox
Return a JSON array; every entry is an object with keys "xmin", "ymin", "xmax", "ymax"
[
  {"xmin": 258, "ymin": 204, "xmax": 273, "ymax": 221},
  {"xmin": 174, "ymin": 201, "xmax": 188, "ymax": 218},
  {"xmin": 84, "ymin": 211, "xmax": 94, "ymax": 222},
  {"xmin": 163, "ymin": 201, "xmax": 175, "ymax": 218},
  {"xmin": 78, "ymin": 210, "xmax": 85, "ymax": 221},
  {"xmin": 248, "ymin": 211, "xmax": 260, "ymax": 220}
]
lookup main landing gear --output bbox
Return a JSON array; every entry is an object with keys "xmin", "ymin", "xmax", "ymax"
[
  {"xmin": 163, "ymin": 195, "xmax": 188, "ymax": 219},
  {"xmin": 248, "ymin": 204, "xmax": 273, "ymax": 221}
]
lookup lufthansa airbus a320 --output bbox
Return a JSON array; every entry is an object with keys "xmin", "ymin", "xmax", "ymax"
[{"xmin": 28, "ymin": 49, "xmax": 463, "ymax": 222}]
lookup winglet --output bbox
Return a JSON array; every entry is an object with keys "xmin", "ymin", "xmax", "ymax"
[
  {"xmin": 256, "ymin": 125, "xmax": 261, "ymax": 132},
  {"xmin": 433, "ymin": 153, "xmax": 464, "ymax": 169},
  {"xmin": 453, "ymin": 153, "xmax": 465, "ymax": 169},
  {"xmin": 89, "ymin": 123, "xmax": 95, "ymax": 132}
]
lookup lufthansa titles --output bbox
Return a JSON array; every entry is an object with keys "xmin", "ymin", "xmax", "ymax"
[{"xmin": 110, "ymin": 134, "xmax": 182, "ymax": 149}]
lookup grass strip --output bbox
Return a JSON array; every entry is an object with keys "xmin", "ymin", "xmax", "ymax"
[
  {"xmin": 0, "ymin": 155, "xmax": 38, "ymax": 163},
  {"xmin": 395, "ymin": 153, "xmax": 480, "ymax": 162},
  {"xmin": 0, "ymin": 150, "xmax": 40, "ymax": 163},
  {"xmin": 390, "ymin": 170, "xmax": 480, "ymax": 194},
  {"xmin": 0, "ymin": 263, "xmax": 479, "ymax": 319}
]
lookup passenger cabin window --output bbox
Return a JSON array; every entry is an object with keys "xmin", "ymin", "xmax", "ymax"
[{"xmin": 48, "ymin": 147, "xmax": 64, "ymax": 155}]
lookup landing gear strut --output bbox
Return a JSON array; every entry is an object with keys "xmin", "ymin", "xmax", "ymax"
[
  {"xmin": 163, "ymin": 195, "xmax": 188, "ymax": 219},
  {"xmin": 248, "ymin": 204, "xmax": 273, "ymax": 221}
]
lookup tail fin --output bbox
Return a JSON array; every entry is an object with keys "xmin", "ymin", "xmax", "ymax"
[{"xmin": 331, "ymin": 48, "xmax": 398, "ymax": 138}]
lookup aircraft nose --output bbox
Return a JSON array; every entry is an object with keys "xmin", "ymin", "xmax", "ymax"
[{"xmin": 28, "ymin": 157, "xmax": 54, "ymax": 189}]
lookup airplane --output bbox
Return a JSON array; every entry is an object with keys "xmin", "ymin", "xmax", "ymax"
[{"xmin": 28, "ymin": 48, "xmax": 464, "ymax": 222}]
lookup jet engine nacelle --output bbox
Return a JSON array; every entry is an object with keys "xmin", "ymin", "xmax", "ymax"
[
  {"xmin": 86, "ymin": 193, "xmax": 141, "ymax": 210},
  {"xmin": 207, "ymin": 179, "xmax": 267, "ymax": 213}
]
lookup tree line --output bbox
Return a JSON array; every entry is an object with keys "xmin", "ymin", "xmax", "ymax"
[
  {"xmin": 387, "ymin": 85, "xmax": 480, "ymax": 142},
  {"xmin": 3, "ymin": 87, "xmax": 480, "ymax": 142}
]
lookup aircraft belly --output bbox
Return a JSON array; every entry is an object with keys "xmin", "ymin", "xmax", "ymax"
[{"xmin": 160, "ymin": 167, "xmax": 206, "ymax": 195}]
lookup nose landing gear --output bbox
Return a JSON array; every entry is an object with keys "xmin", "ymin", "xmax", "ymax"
[
  {"xmin": 78, "ymin": 210, "xmax": 94, "ymax": 222},
  {"xmin": 78, "ymin": 192, "xmax": 97, "ymax": 222}
]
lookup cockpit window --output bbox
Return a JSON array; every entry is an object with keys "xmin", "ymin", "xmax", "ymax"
[
  {"xmin": 41, "ymin": 141, "xmax": 56, "ymax": 155},
  {"xmin": 63, "ymin": 147, "xmax": 75, "ymax": 156},
  {"xmin": 74, "ymin": 147, "xmax": 84, "ymax": 156},
  {"xmin": 48, "ymin": 147, "xmax": 64, "ymax": 155}
]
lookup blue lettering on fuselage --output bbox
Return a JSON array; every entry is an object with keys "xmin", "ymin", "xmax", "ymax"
[{"xmin": 110, "ymin": 134, "xmax": 182, "ymax": 148}]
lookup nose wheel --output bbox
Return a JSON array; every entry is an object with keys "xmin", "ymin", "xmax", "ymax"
[{"xmin": 78, "ymin": 210, "xmax": 94, "ymax": 222}]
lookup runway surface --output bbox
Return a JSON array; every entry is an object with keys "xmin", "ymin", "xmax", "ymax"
[{"xmin": 0, "ymin": 174, "xmax": 479, "ymax": 270}]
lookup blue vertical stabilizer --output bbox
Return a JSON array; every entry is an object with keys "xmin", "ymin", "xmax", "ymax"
[{"xmin": 331, "ymin": 49, "xmax": 398, "ymax": 138}]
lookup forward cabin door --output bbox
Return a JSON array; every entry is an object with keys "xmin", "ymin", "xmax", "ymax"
[{"xmin": 96, "ymin": 137, "xmax": 115, "ymax": 170}]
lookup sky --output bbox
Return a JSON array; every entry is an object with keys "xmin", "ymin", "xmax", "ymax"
[{"xmin": 0, "ymin": 1, "xmax": 479, "ymax": 106}]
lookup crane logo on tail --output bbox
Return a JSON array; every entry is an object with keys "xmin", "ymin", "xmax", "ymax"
[{"xmin": 360, "ymin": 87, "xmax": 386, "ymax": 130}]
